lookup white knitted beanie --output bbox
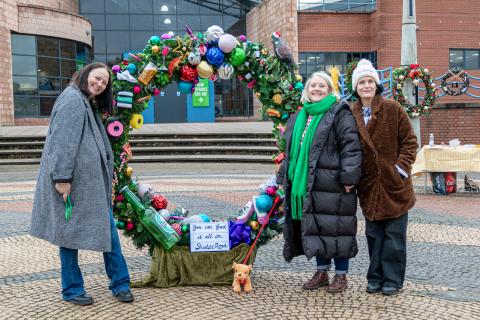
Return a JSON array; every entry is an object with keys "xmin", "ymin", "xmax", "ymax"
[{"xmin": 352, "ymin": 59, "xmax": 380, "ymax": 91}]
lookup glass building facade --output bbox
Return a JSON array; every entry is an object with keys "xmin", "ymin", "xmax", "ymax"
[
  {"xmin": 298, "ymin": 0, "xmax": 376, "ymax": 12},
  {"xmin": 12, "ymin": 34, "xmax": 91, "ymax": 118},
  {"xmin": 79, "ymin": 0, "xmax": 256, "ymax": 119},
  {"xmin": 298, "ymin": 51, "xmax": 377, "ymax": 78}
]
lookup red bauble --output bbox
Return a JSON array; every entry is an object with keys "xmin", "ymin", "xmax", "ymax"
[
  {"xmin": 126, "ymin": 222, "xmax": 135, "ymax": 231},
  {"xmin": 180, "ymin": 64, "xmax": 198, "ymax": 82},
  {"xmin": 151, "ymin": 194, "xmax": 168, "ymax": 210}
]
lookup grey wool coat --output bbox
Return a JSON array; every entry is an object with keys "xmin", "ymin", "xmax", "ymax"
[
  {"xmin": 30, "ymin": 85, "xmax": 114, "ymax": 252},
  {"xmin": 277, "ymin": 100, "xmax": 362, "ymax": 263}
]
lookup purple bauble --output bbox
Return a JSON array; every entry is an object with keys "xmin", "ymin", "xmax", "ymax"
[
  {"xmin": 238, "ymin": 35, "xmax": 247, "ymax": 42},
  {"xmin": 112, "ymin": 65, "xmax": 121, "ymax": 73}
]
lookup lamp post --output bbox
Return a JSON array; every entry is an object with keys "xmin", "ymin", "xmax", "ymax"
[{"xmin": 401, "ymin": 0, "xmax": 421, "ymax": 147}]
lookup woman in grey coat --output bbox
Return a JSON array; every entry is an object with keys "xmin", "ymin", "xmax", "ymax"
[
  {"xmin": 277, "ymin": 71, "xmax": 362, "ymax": 293},
  {"xmin": 30, "ymin": 63, "xmax": 133, "ymax": 305}
]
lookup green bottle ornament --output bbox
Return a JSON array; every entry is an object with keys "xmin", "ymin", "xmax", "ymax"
[{"xmin": 120, "ymin": 186, "xmax": 180, "ymax": 250}]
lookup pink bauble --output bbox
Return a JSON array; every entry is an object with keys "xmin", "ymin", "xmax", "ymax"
[
  {"xmin": 126, "ymin": 222, "xmax": 134, "ymax": 231},
  {"xmin": 153, "ymin": 88, "xmax": 160, "ymax": 96},
  {"xmin": 265, "ymin": 186, "xmax": 277, "ymax": 196},
  {"xmin": 218, "ymin": 34, "xmax": 237, "ymax": 53},
  {"xmin": 171, "ymin": 223, "xmax": 182, "ymax": 236},
  {"xmin": 133, "ymin": 86, "xmax": 141, "ymax": 94}
]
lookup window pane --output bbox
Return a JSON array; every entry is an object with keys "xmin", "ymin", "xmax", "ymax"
[
  {"xmin": 106, "ymin": 54, "xmax": 123, "ymax": 67},
  {"xmin": 154, "ymin": 0, "xmax": 176, "ymax": 14},
  {"xmin": 177, "ymin": 0, "xmax": 199, "ymax": 14},
  {"xmin": 130, "ymin": 14, "xmax": 153, "ymax": 30},
  {"xmin": 92, "ymin": 31, "xmax": 106, "ymax": 54},
  {"xmin": 40, "ymin": 97, "xmax": 57, "ymax": 116},
  {"xmin": 37, "ymin": 37, "xmax": 59, "ymax": 57},
  {"xmin": 62, "ymin": 78, "xmax": 72, "ymax": 90},
  {"xmin": 61, "ymin": 59, "xmax": 77, "ymax": 78},
  {"xmin": 106, "ymin": 14, "xmax": 130, "ymax": 30},
  {"xmin": 154, "ymin": 15, "xmax": 176, "ymax": 31},
  {"xmin": 200, "ymin": 0, "xmax": 221, "ymax": 14},
  {"xmin": 11, "ymin": 34, "xmax": 36, "ymax": 55},
  {"xmin": 60, "ymin": 39, "xmax": 76, "ymax": 59},
  {"xmin": 39, "ymin": 77, "xmax": 61, "ymax": 95},
  {"xmin": 12, "ymin": 55, "xmax": 37, "ymax": 76},
  {"xmin": 201, "ymin": 15, "xmax": 221, "ymax": 30},
  {"xmin": 76, "ymin": 43, "xmax": 87, "ymax": 62},
  {"xmin": 177, "ymin": 15, "xmax": 200, "ymax": 31},
  {"xmin": 106, "ymin": 0, "xmax": 129, "ymax": 13},
  {"xmin": 80, "ymin": 0, "xmax": 105, "ymax": 13},
  {"xmin": 38, "ymin": 57, "xmax": 60, "ymax": 77},
  {"xmin": 106, "ymin": 31, "xmax": 131, "ymax": 53},
  {"xmin": 129, "ymin": 0, "xmax": 152, "ymax": 13},
  {"xmin": 449, "ymin": 49, "xmax": 463, "ymax": 68},
  {"xmin": 130, "ymin": 31, "xmax": 151, "ymax": 51},
  {"xmin": 14, "ymin": 96, "xmax": 39, "ymax": 117},
  {"xmin": 13, "ymin": 76, "xmax": 38, "ymax": 95},
  {"xmin": 83, "ymin": 14, "xmax": 106, "ymax": 30},
  {"xmin": 464, "ymin": 50, "xmax": 479, "ymax": 70},
  {"xmin": 93, "ymin": 54, "xmax": 107, "ymax": 63}
]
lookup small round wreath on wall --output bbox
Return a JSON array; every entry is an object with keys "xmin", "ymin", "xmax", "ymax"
[
  {"xmin": 392, "ymin": 64, "xmax": 437, "ymax": 118},
  {"xmin": 344, "ymin": 60, "xmax": 358, "ymax": 96},
  {"xmin": 440, "ymin": 67, "xmax": 470, "ymax": 96}
]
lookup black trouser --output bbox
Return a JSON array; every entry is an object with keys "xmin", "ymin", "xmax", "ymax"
[{"xmin": 365, "ymin": 213, "xmax": 408, "ymax": 289}]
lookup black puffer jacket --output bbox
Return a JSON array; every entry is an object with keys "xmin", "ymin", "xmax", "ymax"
[{"xmin": 277, "ymin": 100, "xmax": 362, "ymax": 262}]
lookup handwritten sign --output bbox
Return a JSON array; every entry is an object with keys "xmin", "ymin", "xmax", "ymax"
[{"xmin": 190, "ymin": 222, "xmax": 230, "ymax": 252}]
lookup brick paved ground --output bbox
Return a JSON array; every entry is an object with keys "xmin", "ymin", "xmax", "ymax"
[{"xmin": 0, "ymin": 163, "xmax": 479, "ymax": 320}]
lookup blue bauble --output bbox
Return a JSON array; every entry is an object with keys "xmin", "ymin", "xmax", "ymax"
[
  {"xmin": 255, "ymin": 194, "xmax": 273, "ymax": 212},
  {"xmin": 178, "ymin": 81, "xmax": 193, "ymax": 94},
  {"xmin": 206, "ymin": 47, "xmax": 225, "ymax": 67},
  {"xmin": 127, "ymin": 63, "xmax": 137, "ymax": 74},
  {"xmin": 198, "ymin": 213, "xmax": 211, "ymax": 222}
]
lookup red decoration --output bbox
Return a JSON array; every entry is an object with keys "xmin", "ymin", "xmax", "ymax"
[
  {"xmin": 126, "ymin": 222, "xmax": 135, "ymax": 231},
  {"xmin": 123, "ymin": 60, "xmax": 129, "ymax": 66},
  {"xmin": 115, "ymin": 194, "xmax": 124, "ymax": 202},
  {"xmin": 151, "ymin": 194, "xmax": 168, "ymax": 210},
  {"xmin": 180, "ymin": 64, "xmax": 198, "ymax": 82},
  {"xmin": 133, "ymin": 85, "xmax": 141, "ymax": 94}
]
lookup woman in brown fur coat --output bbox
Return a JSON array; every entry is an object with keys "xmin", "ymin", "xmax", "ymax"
[{"xmin": 350, "ymin": 59, "xmax": 418, "ymax": 296}]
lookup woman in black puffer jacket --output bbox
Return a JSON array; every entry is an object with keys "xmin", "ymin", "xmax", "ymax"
[{"xmin": 277, "ymin": 71, "xmax": 362, "ymax": 293}]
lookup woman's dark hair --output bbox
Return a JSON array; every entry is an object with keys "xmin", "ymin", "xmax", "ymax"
[
  {"xmin": 70, "ymin": 62, "xmax": 113, "ymax": 115},
  {"xmin": 352, "ymin": 83, "xmax": 384, "ymax": 99}
]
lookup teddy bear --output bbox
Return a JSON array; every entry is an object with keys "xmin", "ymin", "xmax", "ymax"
[{"xmin": 232, "ymin": 262, "xmax": 253, "ymax": 293}]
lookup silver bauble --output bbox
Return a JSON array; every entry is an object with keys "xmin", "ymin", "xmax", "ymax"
[
  {"xmin": 217, "ymin": 63, "xmax": 234, "ymax": 80},
  {"xmin": 188, "ymin": 51, "xmax": 201, "ymax": 65},
  {"xmin": 204, "ymin": 25, "xmax": 224, "ymax": 43}
]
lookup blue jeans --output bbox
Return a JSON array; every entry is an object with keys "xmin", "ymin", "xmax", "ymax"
[
  {"xmin": 316, "ymin": 257, "xmax": 349, "ymax": 275},
  {"xmin": 60, "ymin": 211, "xmax": 130, "ymax": 301}
]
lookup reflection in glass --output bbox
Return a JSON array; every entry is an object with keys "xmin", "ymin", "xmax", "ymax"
[
  {"xmin": 38, "ymin": 57, "xmax": 60, "ymax": 77},
  {"xmin": 154, "ymin": 0, "xmax": 176, "ymax": 14},
  {"xmin": 13, "ymin": 76, "xmax": 38, "ymax": 95},
  {"xmin": 37, "ymin": 37, "xmax": 59, "ymax": 57},
  {"xmin": 14, "ymin": 96, "xmax": 39, "ymax": 117},
  {"xmin": 61, "ymin": 60, "xmax": 77, "ymax": 78},
  {"xmin": 11, "ymin": 34, "xmax": 36, "ymax": 55},
  {"xmin": 60, "ymin": 39, "xmax": 76, "ymax": 59},
  {"xmin": 449, "ymin": 49, "xmax": 463, "ymax": 68},
  {"xmin": 464, "ymin": 50, "xmax": 479, "ymax": 70},
  {"xmin": 105, "ymin": 0, "xmax": 129, "ymax": 13},
  {"xmin": 12, "ymin": 56, "xmax": 37, "ymax": 76},
  {"xmin": 40, "ymin": 97, "xmax": 57, "ymax": 116},
  {"xmin": 154, "ymin": 15, "xmax": 176, "ymax": 31},
  {"xmin": 39, "ymin": 77, "xmax": 61, "ymax": 95}
]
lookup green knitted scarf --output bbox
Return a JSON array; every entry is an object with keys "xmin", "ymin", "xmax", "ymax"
[{"xmin": 288, "ymin": 94, "xmax": 336, "ymax": 220}]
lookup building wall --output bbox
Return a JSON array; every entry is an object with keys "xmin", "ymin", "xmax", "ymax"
[
  {"xmin": 248, "ymin": 0, "xmax": 480, "ymax": 143},
  {"xmin": 0, "ymin": 0, "xmax": 91, "ymax": 126},
  {"xmin": 246, "ymin": 0, "xmax": 298, "ymax": 119}
]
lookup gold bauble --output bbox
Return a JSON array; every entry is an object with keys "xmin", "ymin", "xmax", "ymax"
[
  {"xmin": 196, "ymin": 61, "xmax": 214, "ymax": 78},
  {"xmin": 249, "ymin": 221, "xmax": 259, "ymax": 230},
  {"xmin": 151, "ymin": 45, "xmax": 160, "ymax": 54},
  {"xmin": 295, "ymin": 74, "xmax": 303, "ymax": 82},
  {"xmin": 272, "ymin": 93, "xmax": 283, "ymax": 105},
  {"xmin": 125, "ymin": 167, "xmax": 133, "ymax": 177},
  {"xmin": 255, "ymin": 92, "xmax": 261, "ymax": 98}
]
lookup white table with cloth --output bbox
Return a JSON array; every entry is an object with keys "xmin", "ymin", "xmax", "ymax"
[{"xmin": 412, "ymin": 145, "xmax": 480, "ymax": 192}]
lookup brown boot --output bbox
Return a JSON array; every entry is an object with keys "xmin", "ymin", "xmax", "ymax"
[
  {"xmin": 326, "ymin": 274, "xmax": 347, "ymax": 293},
  {"xmin": 302, "ymin": 271, "xmax": 329, "ymax": 290}
]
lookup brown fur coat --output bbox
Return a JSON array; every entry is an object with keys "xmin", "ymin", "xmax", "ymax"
[{"xmin": 351, "ymin": 95, "xmax": 418, "ymax": 221}]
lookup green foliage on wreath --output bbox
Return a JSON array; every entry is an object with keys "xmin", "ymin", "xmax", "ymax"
[
  {"xmin": 392, "ymin": 64, "xmax": 437, "ymax": 118},
  {"xmin": 344, "ymin": 60, "xmax": 358, "ymax": 98},
  {"xmin": 105, "ymin": 26, "xmax": 302, "ymax": 252}
]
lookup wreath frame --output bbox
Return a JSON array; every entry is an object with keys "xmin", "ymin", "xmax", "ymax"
[
  {"xmin": 440, "ymin": 67, "xmax": 470, "ymax": 96},
  {"xmin": 392, "ymin": 64, "xmax": 437, "ymax": 118}
]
